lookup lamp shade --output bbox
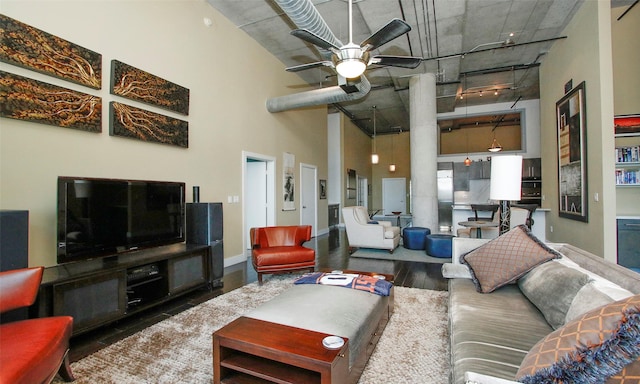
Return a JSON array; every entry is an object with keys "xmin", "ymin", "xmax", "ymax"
[{"xmin": 490, "ymin": 155, "xmax": 522, "ymax": 201}]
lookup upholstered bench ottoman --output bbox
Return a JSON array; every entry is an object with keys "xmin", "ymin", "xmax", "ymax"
[
  {"xmin": 402, "ymin": 227, "xmax": 431, "ymax": 250},
  {"xmin": 213, "ymin": 272, "xmax": 394, "ymax": 384},
  {"xmin": 426, "ymin": 234, "xmax": 454, "ymax": 258}
]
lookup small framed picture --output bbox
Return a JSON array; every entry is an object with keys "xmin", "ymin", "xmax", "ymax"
[{"xmin": 319, "ymin": 179, "xmax": 327, "ymax": 199}]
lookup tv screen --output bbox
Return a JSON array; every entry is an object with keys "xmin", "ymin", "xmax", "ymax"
[{"xmin": 57, "ymin": 177, "xmax": 185, "ymax": 264}]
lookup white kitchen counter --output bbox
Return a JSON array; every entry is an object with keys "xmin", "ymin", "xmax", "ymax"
[{"xmin": 452, "ymin": 205, "xmax": 548, "ymax": 241}]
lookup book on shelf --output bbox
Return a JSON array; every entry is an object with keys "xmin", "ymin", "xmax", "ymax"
[
  {"xmin": 615, "ymin": 168, "xmax": 639, "ymax": 185},
  {"xmin": 616, "ymin": 145, "xmax": 640, "ymax": 163}
]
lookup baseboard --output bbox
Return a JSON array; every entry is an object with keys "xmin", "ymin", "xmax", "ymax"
[{"xmin": 224, "ymin": 253, "xmax": 248, "ymax": 267}]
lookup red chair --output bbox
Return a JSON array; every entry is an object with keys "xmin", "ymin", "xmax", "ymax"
[
  {"xmin": 0, "ymin": 267, "xmax": 75, "ymax": 384},
  {"xmin": 250, "ymin": 226, "xmax": 316, "ymax": 284}
]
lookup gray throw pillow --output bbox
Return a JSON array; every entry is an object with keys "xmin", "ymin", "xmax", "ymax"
[{"xmin": 518, "ymin": 261, "xmax": 591, "ymax": 329}]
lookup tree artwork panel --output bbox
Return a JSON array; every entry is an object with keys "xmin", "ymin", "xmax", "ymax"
[
  {"xmin": 0, "ymin": 71, "xmax": 102, "ymax": 132},
  {"xmin": 111, "ymin": 60, "xmax": 189, "ymax": 115},
  {"xmin": 109, "ymin": 102, "xmax": 188, "ymax": 148},
  {"xmin": 0, "ymin": 14, "xmax": 101, "ymax": 89}
]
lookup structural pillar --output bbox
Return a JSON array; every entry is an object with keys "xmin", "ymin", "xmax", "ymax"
[{"xmin": 410, "ymin": 73, "xmax": 439, "ymax": 231}]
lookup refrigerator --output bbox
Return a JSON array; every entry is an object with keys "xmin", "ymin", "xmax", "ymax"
[{"xmin": 437, "ymin": 169, "xmax": 454, "ymax": 232}]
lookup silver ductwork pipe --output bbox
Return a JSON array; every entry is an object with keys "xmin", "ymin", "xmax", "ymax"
[
  {"xmin": 273, "ymin": 0, "xmax": 342, "ymax": 48},
  {"xmin": 267, "ymin": 0, "xmax": 371, "ymax": 113},
  {"xmin": 267, "ymin": 75, "xmax": 371, "ymax": 113}
]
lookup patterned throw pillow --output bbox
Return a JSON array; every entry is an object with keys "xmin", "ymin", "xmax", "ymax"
[
  {"xmin": 516, "ymin": 294, "xmax": 640, "ymax": 384},
  {"xmin": 460, "ymin": 225, "xmax": 562, "ymax": 293}
]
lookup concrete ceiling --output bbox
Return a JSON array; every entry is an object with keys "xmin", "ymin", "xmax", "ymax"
[{"xmin": 207, "ymin": 0, "xmax": 634, "ymax": 136}]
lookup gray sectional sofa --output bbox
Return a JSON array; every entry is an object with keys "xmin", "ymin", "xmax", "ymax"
[{"xmin": 443, "ymin": 237, "xmax": 640, "ymax": 384}]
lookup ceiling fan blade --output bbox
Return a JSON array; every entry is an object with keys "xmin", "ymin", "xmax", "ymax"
[
  {"xmin": 370, "ymin": 55, "xmax": 422, "ymax": 69},
  {"xmin": 360, "ymin": 19, "xmax": 411, "ymax": 51},
  {"xmin": 285, "ymin": 61, "xmax": 334, "ymax": 72},
  {"xmin": 291, "ymin": 29, "xmax": 340, "ymax": 51}
]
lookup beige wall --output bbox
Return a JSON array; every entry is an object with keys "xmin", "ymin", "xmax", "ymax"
[
  {"xmin": 540, "ymin": 0, "xmax": 616, "ymax": 260},
  {"xmin": 0, "ymin": 1, "xmax": 327, "ymax": 267},
  {"xmin": 612, "ymin": 5, "xmax": 640, "ymax": 216},
  {"xmin": 341, "ymin": 114, "xmax": 372, "ymax": 208}
]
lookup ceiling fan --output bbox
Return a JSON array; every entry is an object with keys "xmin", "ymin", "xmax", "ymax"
[{"xmin": 285, "ymin": 0, "xmax": 423, "ymax": 79}]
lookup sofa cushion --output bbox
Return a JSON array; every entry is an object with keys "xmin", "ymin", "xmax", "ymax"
[
  {"xmin": 565, "ymin": 280, "xmax": 634, "ymax": 323},
  {"xmin": 516, "ymin": 294, "xmax": 640, "ymax": 383},
  {"xmin": 518, "ymin": 261, "xmax": 591, "ymax": 329},
  {"xmin": 460, "ymin": 225, "xmax": 562, "ymax": 293},
  {"xmin": 449, "ymin": 279, "xmax": 553, "ymax": 384}
]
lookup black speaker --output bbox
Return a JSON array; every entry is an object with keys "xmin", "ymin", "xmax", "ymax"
[
  {"xmin": 0, "ymin": 210, "xmax": 29, "ymax": 323},
  {"xmin": 186, "ymin": 203, "xmax": 223, "ymax": 243},
  {"xmin": 186, "ymin": 203, "xmax": 223, "ymax": 287},
  {"xmin": 209, "ymin": 240, "xmax": 224, "ymax": 287},
  {"xmin": 0, "ymin": 210, "xmax": 29, "ymax": 271}
]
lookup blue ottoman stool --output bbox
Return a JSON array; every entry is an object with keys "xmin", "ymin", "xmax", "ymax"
[
  {"xmin": 403, "ymin": 227, "xmax": 431, "ymax": 250},
  {"xmin": 426, "ymin": 234, "xmax": 454, "ymax": 258}
]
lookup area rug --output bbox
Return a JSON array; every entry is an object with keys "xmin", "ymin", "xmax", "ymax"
[
  {"xmin": 53, "ymin": 275, "xmax": 449, "ymax": 384},
  {"xmin": 351, "ymin": 246, "xmax": 452, "ymax": 264}
]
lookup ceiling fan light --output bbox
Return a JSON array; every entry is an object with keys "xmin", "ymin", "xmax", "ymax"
[
  {"xmin": 336, "ymin": 58, "xmax": 366, "ymax": 78},
  {"xmin": 488, "ymin": 137, "xmax": 503, "ymax": 152}
]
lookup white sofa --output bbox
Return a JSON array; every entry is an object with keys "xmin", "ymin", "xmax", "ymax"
[{"xmin": 342, "ymin": 206, "xmax": 400, "ymax": 253}]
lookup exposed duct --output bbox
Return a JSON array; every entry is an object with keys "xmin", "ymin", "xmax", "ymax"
[{"xmin": 266, "ymin": 0, "xmax": 372, "ymax": 113}]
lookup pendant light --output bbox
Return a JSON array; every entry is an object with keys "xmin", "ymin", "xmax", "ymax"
[
  {"xmin": 371, "ymin": 106, "xmax": 379, "ymax": 164},
  {"xmin": 389, "ymin": 129, "xmax": 397, "ymax": 172},
  {"xmin": 463, "ymin": 74, "xmax": 472, "ymax": 166},
  {"xmin": 488, "ymin": 136, "xmax": 503, "ymax": 152}
]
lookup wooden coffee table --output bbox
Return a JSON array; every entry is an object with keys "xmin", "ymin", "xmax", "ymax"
[
  {"xmin": 213, "ymin": 270, "xmax": 394, "ymax": 384},
  {"xmin": 214, "ymin": 317, "xmax": 349, "ymax": 384}
]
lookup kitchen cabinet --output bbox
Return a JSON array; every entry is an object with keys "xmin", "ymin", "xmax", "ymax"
[
  {"xmin": 469, "ymin": 161, "xmax": 491, "ymax": 179},
  {"xmin": 453, "ymin": 162, "xmax": 469, "ymax": 191},
  {"xmin": 522, "ymin": 158, "xmax": 541, "ymax": 180}
]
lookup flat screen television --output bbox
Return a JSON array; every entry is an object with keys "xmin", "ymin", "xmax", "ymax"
[{"xmin": 57, "ymin": 177, "xmax": 185, "ymax": 264}]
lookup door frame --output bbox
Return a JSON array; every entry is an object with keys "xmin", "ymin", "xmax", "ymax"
[
  {"xmin": 242, "ymin": 151, "xmax": 276, "ymax": 251},
  {"xmin": 299, "ymin": 163, "xmax": 318, "ymax": 238}
]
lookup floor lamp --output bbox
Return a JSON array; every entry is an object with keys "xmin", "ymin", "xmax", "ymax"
[{"xmin": 490, "ymin": 155, "xmax": 523, "ymax": 235}]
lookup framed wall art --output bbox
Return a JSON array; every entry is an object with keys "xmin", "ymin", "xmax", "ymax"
[
  {"xmin": 556, "ymin": 81, "xmax": 588, "ymax": 222},
  {"xmin": 111, "ymin": 60, "xmax": 189, "ymax": 115},
  {"xmin": 283, "ymin": 152, "xmax": 295, "ymax": 211},
  {"xmin": 109, "ymin": 102, "xmax": 188, "ymax": 148},
  {"xmin": 0, "ymin": 14, "xmax": 102, "ymax": 89},
  {"xmin": 319, "ymin": 179, "xmax": 327, "ymax": 199},
  {"xmin": 0, "ymin": 70, "xmax": 102, "ymax": 132}
]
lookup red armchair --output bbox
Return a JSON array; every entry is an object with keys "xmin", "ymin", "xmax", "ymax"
[
  {"xmin": 250, "ymin": 225, "xmax": 316, "ymax": 284},
  {"xmin": 0, "ymin": 267, "xmax": 75, "ymax": 384}
]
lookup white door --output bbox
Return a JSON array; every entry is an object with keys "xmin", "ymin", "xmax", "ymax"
[
  {"xmin": 300, "ymin": 164, "xmax": 317, "ymax": 237},
  {"xmin": 382, "ymin": 178, "xmax": 406, "ymax": 214},
  {"xmin": 243, "ymin": 152, "xmax": 275, "ymax": 250}
]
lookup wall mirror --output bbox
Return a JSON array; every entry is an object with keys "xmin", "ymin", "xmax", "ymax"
[{"xmin": 438, "ymin": 111, "xmax": 524, "ymax": 155}]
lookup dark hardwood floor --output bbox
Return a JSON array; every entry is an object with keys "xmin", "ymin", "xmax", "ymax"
[{"xmin": 67, "ymin": 227, "xmax": 447, "ymax": 362}]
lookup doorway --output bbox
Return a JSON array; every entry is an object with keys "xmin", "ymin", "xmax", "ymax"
[
  {"xmin": 243, "ymin": 151, "xmax": 275, "ymax": 250},
  {"xmin": 357, "ymin": 176, "xmax": 368, "ymax": 208},
  {"xmin": 382, "ymin": 177, "xmax": 406, "ymax": 214},
  {"xmin": 300, "ymin": 163, "xmax": 317, "ymax": 237}
]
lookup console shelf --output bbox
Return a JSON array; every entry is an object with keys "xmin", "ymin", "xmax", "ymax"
[{"xmin": 35, "ymin": 243, "xmax": 213, "ymax": 335}]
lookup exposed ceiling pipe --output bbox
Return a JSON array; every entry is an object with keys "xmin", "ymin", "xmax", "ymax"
[{"xmin": 266, "ymin": 0, "xmax": 372, "ymax": 113}]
